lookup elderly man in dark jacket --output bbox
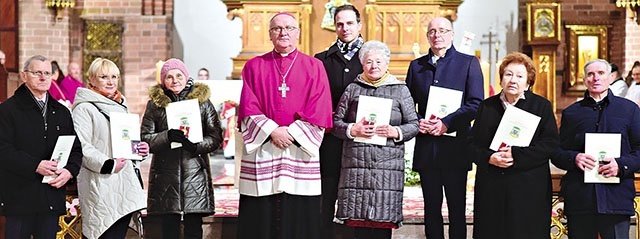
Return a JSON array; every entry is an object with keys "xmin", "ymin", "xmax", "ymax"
[
  {"xmin": 405, "ymin": 17, "xmax": 484, "ymax": 239},
  {"xmin": 0, "ymin": 55, "xmax": 82, "ymax": 239},
  {"xmin": 314, "ymin": 5, "xmax": 364, "ymax": 238},
  {"xmin": 553, "ymin": 59, "xmax": 640, "ymax": 238}
]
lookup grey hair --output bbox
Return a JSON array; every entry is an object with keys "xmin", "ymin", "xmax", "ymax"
[
  {"xmin": 23, "ymin": 55, "xmax": 48, "ymax": 71},
  {"xmin": 584, "ymin": 59, "xmax": 611, "ymax": 75},
  {"xmin": 358, "ymin": 40, "xmax": 391, "ymax": 64}
]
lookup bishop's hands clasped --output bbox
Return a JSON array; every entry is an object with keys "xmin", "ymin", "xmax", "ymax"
[{"xmin": 271, "ymin": 126, "xmax": 294, "ymax": 150}]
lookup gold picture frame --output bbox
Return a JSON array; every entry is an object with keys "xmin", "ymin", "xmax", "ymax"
[{"xmin": 564, "ymin": 25, "xmax": 609, "ymax": 95}]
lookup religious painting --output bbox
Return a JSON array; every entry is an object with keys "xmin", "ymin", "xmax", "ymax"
[
  {"xmin": 526, "ymin": 2, "xmax": 561, "ymax": 44},
  {"xmin": 563, "ymin": 25, "xmax": 609, "ymax": 95},
  {"xmin": 321, "ymin": 0, "xmax": 352, "ymax": 31}
]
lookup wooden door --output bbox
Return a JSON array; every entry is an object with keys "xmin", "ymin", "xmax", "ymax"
[{"xmin": 0, "ymin": 0, "xmax": 19, "ymax": 102}]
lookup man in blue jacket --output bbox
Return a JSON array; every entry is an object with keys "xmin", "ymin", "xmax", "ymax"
[
  {"xmin": 553, "ymin": 59, "xmax": 640, "ymax": 238},
  {"xmin": 405, "ymin": 17, "xmax": 484, "ymax": 239}
]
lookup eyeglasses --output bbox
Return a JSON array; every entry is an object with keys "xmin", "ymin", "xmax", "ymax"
[
  {"xmin": 427, "ymin": 28, "xmax": 452, "ymax": 36},
  {"xmin": 269, "ymin": 26, "xmax": 298, "ymax": 34},
  {"xmin": 97, "ymin": 75, "xmax": 119, "ymax": 82},
  {"xmin": 25, "ymin": 70, "xmax": 52, "ymax": 78}
]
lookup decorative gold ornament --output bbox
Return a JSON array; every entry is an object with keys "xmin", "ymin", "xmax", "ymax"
[{"xmin": 45, "ymin": 0, "xmax": 75, "ymax": 21}]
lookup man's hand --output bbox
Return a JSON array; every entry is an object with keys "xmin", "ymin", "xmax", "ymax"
[
  {"xmin": 48, "ymin": 168, "xmax": 72, "ymax": 189},
  {"xmin": 419, "ymin": 119, "xmax": 447, "ymax": 136},
  {"xmin": 575, "ymin": 153, "xmax": 596, "ymax": 171},
  {"xmin": 597, "ymin": 157, "xmax": 619, "ymax": 178},
  {"xmin": 271, "ymin": 127, "xmax": 294, "ymax": 149},
  {"xmin": 36, "ymin": 160, "xmax": 58, "ymax": 176}
]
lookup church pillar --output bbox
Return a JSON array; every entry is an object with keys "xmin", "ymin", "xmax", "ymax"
[{"xmin": 223, "ymin": 0, "xmax": 312, "ymax": 79}]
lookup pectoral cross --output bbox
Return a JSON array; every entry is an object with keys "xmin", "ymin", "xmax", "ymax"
[{"xmin": 278, "ymin": 82, "xmax": 290, "ymax": 98}]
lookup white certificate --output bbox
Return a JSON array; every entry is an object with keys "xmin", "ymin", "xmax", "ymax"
[
  {"xmin": 584, "ymin": 133, "xmax": 621, "ymax": 183},
  {"xmin": 166, "ymin": 99, "xmax": 203, "ymax": 149},
  {"xmin": 354, "ymin": 95, "xmax": 393, "ymax": 146},
  {"xmin": 426, "ymin": 86, "xmax": 463, "ymax": 137},
  {"xmin": 110, "ymin": 112, "xmax": 142, "ymax": 160},
  {"xmin": 489, "ymin": 106, "xmax": 541, "ymax": 151},
  {"xmin": 43, "ymin": 135, "xmax": 76, "ymax": 183}
]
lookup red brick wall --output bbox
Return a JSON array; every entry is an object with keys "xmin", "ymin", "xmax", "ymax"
[
  {"xmin": 624, "ymin": 17, "xmax": 640, "ymax": 75},
  {"xmin": 17, "ymin": 0, "xmax": 174, "ymax": 116},
  {"xmin": 519, "ymin": 0, "xmax": 636, "ymax": 112},
  {"xmin": 19, "ymin": 0, "xmax": 71, "ymax": 70}
]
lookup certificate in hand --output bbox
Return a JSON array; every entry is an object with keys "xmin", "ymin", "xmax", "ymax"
[
  {"xmin": 426, "ymin": 86, "xmax": 462, "ymax": 137},
  {"xmin": 354, "ymin": 95, "xmax": 393, "ymax": 146},
  {"xmin": 42, "ymin": 135, "xmax": 76, "ymax": 183},
  {"xmin": 584, "ymin": 133, "xmax": 621, "ymax": 183},
  {"xmin": 110, "ymin": 112, "xmax": 143, "ymax": 160},
  {"xmin": 489, "ymin": 106, "xmax": 541, "ymax": 151},
  {"xmin": 166, "ymin": 99, "xmax": 203, "ymax": 149}
]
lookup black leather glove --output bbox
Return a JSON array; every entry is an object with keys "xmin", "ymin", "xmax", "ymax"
[
  {"xmin": 180, "ymin": 138, "xmax": 197, "ymax": 153},
  {"xmin": 167, "ymin": 129, "xmax": 185, "ymax": 143}
]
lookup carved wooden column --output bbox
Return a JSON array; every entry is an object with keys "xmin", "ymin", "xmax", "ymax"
[
  {"xmin": 223, "ymin": 0, "xmax": 312, "ymax": 79},
  {"xmin": 364, "ymin": 0, "xmax": 461, "ymax": 80},
  {"xmin": 526, "ymin": 0, "xmax": 561, "ymax": 110}
]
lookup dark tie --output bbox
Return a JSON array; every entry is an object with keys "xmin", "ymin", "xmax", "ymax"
[{"xmin": 37, "ymin": 100, "xmax": 46, "ymax": 117}]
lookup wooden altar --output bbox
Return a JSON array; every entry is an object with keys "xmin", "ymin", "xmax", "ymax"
[{"xmin": 222, "ymin": 0, "xmax": 464, "ymax": 80}]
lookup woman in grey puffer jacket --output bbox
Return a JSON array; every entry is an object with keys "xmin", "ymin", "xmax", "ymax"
[
  {"xmin": 141, "ymin": 58, "xmax": 223, "ymax": 239},
  {"xmin": 332, "ymin": 40, "xmax": 420, "ymax": 239}
]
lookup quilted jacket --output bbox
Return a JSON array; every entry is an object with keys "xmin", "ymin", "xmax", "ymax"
[
  {"xmin": 73, "ymin": 88, "xmax": 145, "ymax": 239},
  {"xmin": 332, "ymin": 74, "xmax": 419, "ymax": 226},
  {"xmin": 141, "ymin": 83, "xmax": 223, "ymax": 216}
]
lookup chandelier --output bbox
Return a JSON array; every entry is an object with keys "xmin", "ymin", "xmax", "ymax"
[
  {"xmin": 45, "ymin": 0, "xmax": 75, "ymax": 8},
  {"xmin": 616, "ymin": 0, "xmax": 640, "ymax": 24},
  {"xmin": 45, "ymin": 0, "xmax": 75, "ymax": 21}
]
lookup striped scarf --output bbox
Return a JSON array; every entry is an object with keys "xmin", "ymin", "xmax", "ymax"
[{"xmin": 336, "ymin": 35, "xmax": 364, "ymax": 61}]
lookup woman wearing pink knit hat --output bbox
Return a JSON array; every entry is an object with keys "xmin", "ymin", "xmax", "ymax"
[{"xmin": 141, "ymin": 58, "xmax": 223, "ymax": 239}]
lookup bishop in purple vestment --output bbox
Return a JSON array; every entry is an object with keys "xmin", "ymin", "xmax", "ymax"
[{"xmin": 236, "ymin": 12, "xmax": 333, "ymax": 239}]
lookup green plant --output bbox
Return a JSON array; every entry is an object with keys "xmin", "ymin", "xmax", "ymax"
[{"xmin": 404, "ymin": 159, "xmax": 421, "ymax": 186}]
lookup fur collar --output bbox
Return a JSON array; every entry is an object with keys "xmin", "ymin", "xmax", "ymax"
[{"xmin": 148, "ymin": 82, "xmax": 210, "ymax": 108}]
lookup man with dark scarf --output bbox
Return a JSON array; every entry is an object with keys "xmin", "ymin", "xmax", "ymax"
[{"xmin": 314, "ymin": 5, "xmax": 364, "ymax": 238}]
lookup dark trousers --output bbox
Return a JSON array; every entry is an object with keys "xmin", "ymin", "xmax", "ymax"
[
  {"xmin": 320, "ymin": 175, "xmax": 339, "ymax": 239},
  {"xmin": 353, "ymin": 227, "xmax": 392, "ymax": 239},
  {"xmin": 161, "ymin": 214, "xmax": 203, "ymax": 239},
  {"xmin": 419, "ymin": 169, "xmax": 468, "ymax": 239},
  {"xmin": 5, "ymin": 213, "xmax": 59, "ymax": 239},
  {"xmin": 100, "ymin": 214, "xmax": 133, "ymax": 239},
  {"xmin": 567, "ymin": 214, "xmax": 630, "ymax": 239}
]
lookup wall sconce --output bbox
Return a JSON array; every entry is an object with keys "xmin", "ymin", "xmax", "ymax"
[
  {"xmin": 616, "ymin": 0, "xmax": 640, "ymax": 24},
  {"xmin": 45, "ymin": 0, "xmax": 75, "ymax": 21}
]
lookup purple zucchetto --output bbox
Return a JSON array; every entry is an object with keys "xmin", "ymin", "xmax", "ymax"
[{"xmin": 160, "ymin": 58, "xmax": 190, "ymax": 87}]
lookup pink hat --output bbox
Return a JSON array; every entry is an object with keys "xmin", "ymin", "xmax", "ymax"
[{"xmin": 160, "ymin": 58, "xmax": 189, "ymax": 86}]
